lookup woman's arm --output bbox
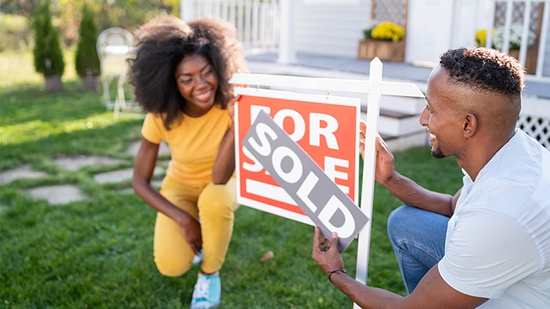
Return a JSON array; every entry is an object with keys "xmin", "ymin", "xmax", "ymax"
[
  {"xmin": 132, "ymin": 137, "xmax": 202, "ymax": 253},
  {"xmin": 211, "ymin": 96, "xmax": 239, "ymax": 184}
]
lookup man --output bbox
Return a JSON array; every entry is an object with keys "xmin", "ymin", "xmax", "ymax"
[{"xmin": 312, "ymin": 47, "xmax": 550, "ymax": 308}]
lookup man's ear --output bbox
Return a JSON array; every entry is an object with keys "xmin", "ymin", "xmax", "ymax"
[{"xmin": 463, "ymin": 113, "xmax": 477, "ymax": 138}]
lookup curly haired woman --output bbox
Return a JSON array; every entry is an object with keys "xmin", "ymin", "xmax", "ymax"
[{"xmin": 128, "ymin": 15, "xmax": 246, "ymax": 309}]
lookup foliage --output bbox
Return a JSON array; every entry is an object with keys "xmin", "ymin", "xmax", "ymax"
[
  {"xmin": 0, "ymin": 14, "xmax": 33, "ymax": 52},
  {"xmin": 1, "ymin": 0, "xmax": 180, "ymax": 47},
  {"xmin": 32, "ymin": 0, "xmax": 65, "ymax": 77},
  {"xmin": 476, "ymin": 23, "xmax": 536, "ymax": 50},
  {"xmin": 364, "ymin": 21, "xmax": 405, "ymax": 42},
  {"xmin": 494, "ymin": 23, "xmax": 536, "ymax": 50},
  {"xmin": 75, "ymin": 5, "xmax": 101, "ymax": 77}
]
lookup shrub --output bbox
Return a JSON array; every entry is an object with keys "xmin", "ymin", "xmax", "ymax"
[
  {"xmin": 475, "ymin": 24, "xmax": 536, "ymax": 50},
  {"xmin": 0, "ymin": 14, "xmax": 33, "ymax": 52},
  {"xmin": 32, "ymin": 0, "xmax": 65, "ymax": 77},
  {"xmin": 493, "ymin": 23, "xmax": 536, "ymax": 50},
  {"xmin": 75, "ymin": 5, "xmax": 101, "ymax": 77}
]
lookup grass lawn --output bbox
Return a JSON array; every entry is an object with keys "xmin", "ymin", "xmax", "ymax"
[{"xmin": 0, "ymin": 51, "xmax": 463, "ymax": 308}]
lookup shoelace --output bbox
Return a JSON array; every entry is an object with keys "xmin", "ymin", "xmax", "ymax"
[{"xmin": 194, "ymin": 276, "xmax": 210, "ymax": 300}]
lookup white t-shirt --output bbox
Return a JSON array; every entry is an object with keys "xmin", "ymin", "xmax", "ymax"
[{"xmin": 438, "ymin": 130, "xmax": 550, "ymax": 308}]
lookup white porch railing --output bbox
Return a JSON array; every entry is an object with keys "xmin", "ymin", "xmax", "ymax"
[
  {"xmin": 483, "ymin": 0, "xmax": 550, "ymax": 82},
  {"xmin": 181, "ymin": 0, "xmax": 280, "ymax": 55}
]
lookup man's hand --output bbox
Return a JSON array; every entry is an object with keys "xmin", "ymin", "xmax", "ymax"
[
  {"xmin": 312, "ymin": 227, "xmax": 345, "ymax": 275},
  {"xmin": 359, "ymin": 120, "xmax": 397, "ymax": 186}
]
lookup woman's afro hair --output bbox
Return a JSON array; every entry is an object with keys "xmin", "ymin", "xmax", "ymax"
[{"xmin": 127, "ymin": 15, "xmax": 246, "ymax": 130}]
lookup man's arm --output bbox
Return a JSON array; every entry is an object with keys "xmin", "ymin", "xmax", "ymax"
[
  {"xmin": 381, "ymin": 172, "xmax": 458, "ymax": 217},
  {"xmin": 360, "ymin": 120, "xmax": 458, "ymax": 217},
  {"xmin": 312, "ymin": 228, "xmax": 487, "ymax": 309}
]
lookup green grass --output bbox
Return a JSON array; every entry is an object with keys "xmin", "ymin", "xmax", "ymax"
[{"xmin": 0, "ymin": 51, "xmax": 463, "ymax": 308}]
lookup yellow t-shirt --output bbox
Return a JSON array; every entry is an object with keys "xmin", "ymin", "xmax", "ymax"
[{"xmin": 141, "ymin": 105, "xmax": 232, "ymax": 186}]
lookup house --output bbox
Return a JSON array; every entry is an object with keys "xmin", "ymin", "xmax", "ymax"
[
  {"xmin": 181, "ymin": 0, "xmax": 550, "ymax": 80},
  {"xmin": 180, "ymin": 0, "xmax": 550, "ymax": 150}
]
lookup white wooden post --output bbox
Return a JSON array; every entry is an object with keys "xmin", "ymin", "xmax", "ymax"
[
  {"xmin": 229, "ymin": 60, "xmax": 424, "ymax": 309},
  {"xmin": 277, "ymin": 0, "xmax": 297, "ymax": 64},
  {"xmin": 352, "ymin": 58, "xmax": 383, "ymax": 309},
  {"xmin": 181, "ymin": 0, "xmax": 194, "ymax": 21}
]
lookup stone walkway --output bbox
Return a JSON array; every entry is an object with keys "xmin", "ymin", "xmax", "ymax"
[{"xmin": 0, "ymin": 140, "xmax": 170, "ymax": 205}]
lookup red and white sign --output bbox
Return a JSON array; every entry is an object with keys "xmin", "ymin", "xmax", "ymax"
[{"xmin": 234, "ymin": 87, "xmax": 360, "ymax": 224}]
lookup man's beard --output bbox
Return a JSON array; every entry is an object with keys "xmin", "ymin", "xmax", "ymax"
[{"xmin": 431, "ymin": 147, "xmax": 446, "ymax": 158}]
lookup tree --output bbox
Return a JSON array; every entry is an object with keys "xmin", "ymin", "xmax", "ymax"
[
  {"xmin": 32, "ymin": 0, "xmax": 65, "ymax": 77},
  {"xmin": 75, "ymin": 5, "xmax": 101, "ymax": 77}
]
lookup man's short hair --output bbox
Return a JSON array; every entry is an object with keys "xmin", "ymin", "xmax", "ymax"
[{"xmin": 439, "ymin": 47, "xmax": 524, "ymax": 97}]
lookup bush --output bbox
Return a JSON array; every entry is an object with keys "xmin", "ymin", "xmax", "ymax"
[
  {"xmin": 0, "ymin": 14, "xmax": 33, "ymax": 52},
  {"xmin": 32, "ymin": 0, "xmax": 65, "ymax": 77},
  {"xmin": 75, "ymin": 5, "xmax": 101, "ymax": 77}
]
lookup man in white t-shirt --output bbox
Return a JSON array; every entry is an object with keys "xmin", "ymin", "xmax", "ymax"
[{"xmin": 312, "ymin": 47, "xmax": 550, "ymax": 308}]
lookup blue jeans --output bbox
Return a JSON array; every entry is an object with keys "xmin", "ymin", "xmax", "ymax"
[{"xmin": 387, "ymin": 205, "xmax": 448, "ymax": 294}]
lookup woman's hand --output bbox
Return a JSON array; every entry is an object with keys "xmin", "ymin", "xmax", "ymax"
[
  {"xmin": 226, "ymin": 95, "xmax": 240, "ymax": 121},
  {"xmin": 179, "ymin": 215, "xmax": 202, "ymax": 255}
]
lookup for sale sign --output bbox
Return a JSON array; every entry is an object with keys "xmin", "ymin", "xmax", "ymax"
[
  {"xmin": 234, "ymin": 87, "xmax": 361, "ymax": 227},
  {"xmin": 242, "ymin": 110, "xmax": 368, "ymax": 252}
]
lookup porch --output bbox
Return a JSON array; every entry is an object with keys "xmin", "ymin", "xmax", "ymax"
[{"xmin": 245, "ymin": 52, "xmax": 550, "ymax": 150}]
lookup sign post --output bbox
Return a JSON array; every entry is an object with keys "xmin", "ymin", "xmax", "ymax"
[{"xmin": 229, "ymin": 58, "xmax": 424, "ymax": 307}]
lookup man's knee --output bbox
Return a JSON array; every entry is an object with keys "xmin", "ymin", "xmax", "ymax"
[{"xmin": 387, "ymin": 205, "xmax": 416, "ymax": 241}]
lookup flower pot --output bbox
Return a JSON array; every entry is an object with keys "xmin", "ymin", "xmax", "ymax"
[
  {"xmin": 358, "ymin": 39, "xmax": 405, "ymax": 62},
  {"xmin": 508, "ymin": 49, "xmax": 538, "ymax": 74},
  {"xmin": 82, "ymin": 76, "xmax": 100, "ymax": 92},
  {"xmin": 45, "ymin": 75, "xmax": 62, "ymax": 92}
]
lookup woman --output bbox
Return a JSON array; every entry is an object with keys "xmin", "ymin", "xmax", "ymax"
[{"xmin": 128, "ymin": 15, "xmax": 246, "ymax": 309}]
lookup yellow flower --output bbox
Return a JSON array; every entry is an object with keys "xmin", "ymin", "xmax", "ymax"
[
  {"xmin": 475, "ymin": 29, "xmax": 487, "ymax": 47},
  {"xmin": 371, "ymin": 21, "xmax": 405, "ymax": 42}
]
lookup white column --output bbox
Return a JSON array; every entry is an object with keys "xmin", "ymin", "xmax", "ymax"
[
  {"xmin": 181, "ymin": 0, "xmax": 194, "ymax": 22},
  {"xmin": 277, "ymin": 0, "xmax": 297, "ymax": 64}
]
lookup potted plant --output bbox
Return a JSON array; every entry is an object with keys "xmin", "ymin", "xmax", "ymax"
[
  {"xmin": 475, "ymin": 23, "xmax": 537, "ymax": 73},
  {"xmin": 358, "ymin": 21, "xmax": 406, "ymax": 62},
  {"xmin": 75, "ymin": 4, "xmax": 101, "ymax": 92},
  {"xmin": 32, "ymin": 0, "xmax": 65, "ymax": 91}
]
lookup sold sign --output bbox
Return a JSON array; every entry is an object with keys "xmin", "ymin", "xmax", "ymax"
[
  {"xmin": 234, "ymin": 87, "xmax": 363, "ymax": 244},
  {"xmin": 242, "ymin": 110, "xmax": 368, "ymax": 252}
]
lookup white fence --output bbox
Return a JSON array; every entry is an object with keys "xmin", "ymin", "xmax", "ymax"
[{"xmin": 181, "ymin": 0, "xmax": 280, "ymax": 54}]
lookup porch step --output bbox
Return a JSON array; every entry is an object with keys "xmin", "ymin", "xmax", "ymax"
[
  {"xmin": 361, "ymin": 106, "xmax": 425, "ymax": 137},
  {"xmin": 382, "ymin": 131, "xmax": 429, "ymax": 152}
]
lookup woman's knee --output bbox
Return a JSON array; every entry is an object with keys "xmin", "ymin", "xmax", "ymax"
[
  {"xmin": 155, "ymin": 255, "xmax": 192, "ymax": 277},
  {"xmin": 198, "ymin": 182, "xmax": 236, "ymax": 218}
]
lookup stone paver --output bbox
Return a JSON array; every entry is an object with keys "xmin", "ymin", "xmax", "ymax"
[
  {"xmin": 93, "ymin": 166, "xmax": 165, "ymax": 184},
  {"xmin": 0, "ymin": 165, "xmax": 48, "ymax": 184},
  {"xmin": 118, "ymin": 179, "xmax": 163, "ymax": 195},
  {"xmin": 53, "ymin": 155, "xmax": 127, "ymax": 171},
  {"xmin": 26, "ymin": 185, "xmax": 87, "ymax": 205},
  {"xmin": 126, "ymin": 140, "xmax": 171, "ymax": 157}
]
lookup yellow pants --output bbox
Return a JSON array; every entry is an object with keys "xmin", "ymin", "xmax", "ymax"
[{"xmin": 154, "ymin": 176, "xmax": 239, "ymax": 277}]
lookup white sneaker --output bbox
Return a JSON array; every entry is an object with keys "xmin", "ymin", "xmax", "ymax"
[
  {"xmin": 190, "ymin": 272, "xmax": 221, "ymax": 309},
  {"xmin": 192, "ymin": 250, "xmax": 203, "ymax": 265}
]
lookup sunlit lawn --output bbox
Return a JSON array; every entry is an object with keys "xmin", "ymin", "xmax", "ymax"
[{"xmin": 0, "ymin": 51, "xmax": 463, "ymax": 308}]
